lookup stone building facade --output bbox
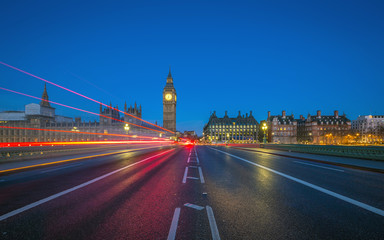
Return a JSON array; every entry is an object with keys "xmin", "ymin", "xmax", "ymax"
[
  {"xmin": 297, "ymin": 110, "xmax": 351, "ymax": 144},
  {"xmin": 203, "ymin": 111, "xmax": 259, "ymax": 143},
  {"xmin": 0, "ymin": 84, "xmax": 158, "ymax": 143},
  {"xmin": 351, "ymin": 115, "xmax": 384, "ymax": 143},
  {"xmin": 267, "ymin": 110, "xmax": 297, "ymax": 144},
  {"xmin": 163, "ymin": 68, "xmax": 177, "ymax": 133}
]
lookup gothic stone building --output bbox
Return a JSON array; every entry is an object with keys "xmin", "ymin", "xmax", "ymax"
[
  {"xmin": 163, "ymin": 68, "xmax": 177, "ymax": 133},
  {"xmin": 0, "ymin": 84, "xmax": 155, "ymax": 143},
  {"xmin": 203, "ymin": 111, "xmax": 259, "ymax": 143}
]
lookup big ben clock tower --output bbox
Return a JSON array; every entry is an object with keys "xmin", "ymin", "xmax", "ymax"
[{"xmin": 163, "ymin": 68, "xmax": 177, "ymax": 133}]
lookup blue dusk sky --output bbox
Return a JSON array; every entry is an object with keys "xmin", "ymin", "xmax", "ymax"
[{"xmin": 1, "ymin": 0, "xmax": 383, "ymax": 135}]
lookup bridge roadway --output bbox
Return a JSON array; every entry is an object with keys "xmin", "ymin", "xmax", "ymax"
[{"xmin": 0, "ymin": 145, "xmax": 383, "ymax": 239}]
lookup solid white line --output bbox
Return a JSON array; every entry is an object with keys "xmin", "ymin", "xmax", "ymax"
[
  {"xmin": 182, "ymin": 167, "xmax": 188, "ymax": 183},
  {"xmin": 0, "ymin": 149, "xmax": 174, "ymax": 222},
  {"xmin": 184, "ymin": 203, "xmax": 204, "ymax": 210},
  {"xmin": 209, "ymin": 147, "xmax": 384, "ymax": 217},
  {"xmin": 167, "ymin": 208, "xmax": 180, "ymax": 240},
  {"xmin": 198, "ymin": 167, "xmax": 205, "ymax": 183},
  {"xmin": 187, "ymin": 157, "xmax": 190, "ymax": 163},
  {"xmin": 40, "ymin": 163, "xmax": 83, "ymax": 173},
  {"xmin": 294, "ymin": 161, "xmax": 345, "ymax": 172},
  {"xmin": 188, "ymin": 166, "xmax": 198, "ymax": 168},
  {"xmin": 206, "ymin": 206, "xmax": 221, "ymax": 240}
]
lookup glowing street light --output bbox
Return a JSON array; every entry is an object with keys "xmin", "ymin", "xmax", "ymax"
[
  {"xmin": 124, "ymin": 124, "xmax": 130, "ymax": 134},
  {"xmin": 262, "ymin": 123, "xmax": 268, "ymax": 144}
]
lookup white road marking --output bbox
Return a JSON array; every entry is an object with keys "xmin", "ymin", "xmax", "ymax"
[
  {"xmin": 40, "ymin": 163, "xmax": 83, "ymax": 173},
  {"xmin": 187, "ymin": 157, "xmax": 190, "ymax": 163},
  {"xmin": 167, "ymin": 208, "xmax": 180, "ymax": 240},
  {"xmin": 198, "ymin": 167, "xmax": 205, "ymax": 183},
  {"xmin": 294, "ymin": 161, "xmax": 345, "ymax": 172},
  {"xmin": 182, "ymin": 167, "xmax": 188, "ymax": 183},
  {"xmin": 206, "ymin": 206, "xmax": 221, "ymax": 240},
  {"xmin": 184, "ymin": 203, "xmax": 204, "ymax": 210},
  {"xmin": 188, "ymin": 166, "xmax": 198, "ymax": 168},
  {"xmin": 195, "ymin": 149, "xmax": 200, "ymax": 164},
  {"xmin": 187, "ymin": 176, "xmax": 199, "ymax": 180},
  {"xmin": 0, "ymin": 149, "xmax": 174, "ymax": 222},
  {"xmin": 209, "ymin": 147, "xmax": 384, "ymax": 217}
]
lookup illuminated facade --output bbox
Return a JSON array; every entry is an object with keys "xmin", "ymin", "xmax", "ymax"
[
  {"xmin": 203, "ymin": 111, "xmax": 259, "ymax": 143},
  {"xmin": 267, "ymin": 111, "xmax": 297, "ymax": 144},
  {"xmin": 297, "ymin": 110, "xmax": 351, "ymax": 144},
  {"xmin": 351, "ymin": 115, "xmax": 384, "ymax": 143},
  {"xmin": 0, "ymin": 84, "xmax": 158, "ymax": 143},
  {"xmin": 163, "ymin": 68, "xmax": 177, "ymax": 133}
]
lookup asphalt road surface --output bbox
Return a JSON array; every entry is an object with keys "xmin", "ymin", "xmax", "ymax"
[{"xmin": 0, "ymin": 145, "xmax": 383, "ymax": 239}]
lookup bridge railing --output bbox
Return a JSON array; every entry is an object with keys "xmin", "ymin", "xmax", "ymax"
[{"xmin": 262, "ymin": 144, "xmax": 384, "ymax": 161}]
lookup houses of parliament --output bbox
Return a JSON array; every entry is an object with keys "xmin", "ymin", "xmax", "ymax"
[{"xmin": 0, "ymin": 70, "xmax": 177, "ymax": 142}]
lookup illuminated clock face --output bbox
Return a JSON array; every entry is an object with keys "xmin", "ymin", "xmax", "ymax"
[{"xmin": 165, "ymin": 93, "xmax": 172, "ymax": 101}]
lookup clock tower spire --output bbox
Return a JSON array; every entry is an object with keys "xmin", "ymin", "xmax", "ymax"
[{"xmin": 163, "ymin": 67, "xmax": 177, "ymax": 133}]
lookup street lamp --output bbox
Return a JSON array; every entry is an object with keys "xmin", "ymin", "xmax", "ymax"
[
  {"xmin": 124, "ymin": 124, "xmax": 130, "ymax": 134},
  {"xmin": 262, "ymin": 123, "xmax": 268, "ymax": 144}
]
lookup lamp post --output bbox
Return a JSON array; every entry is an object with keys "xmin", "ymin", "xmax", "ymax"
[
  {"xmin": 124, "ymin": 124, "xmax": 130, "ymax": 134},
  {"xmin": 262, "ymin": 123, "xmax": 268, "ymax": 144}
]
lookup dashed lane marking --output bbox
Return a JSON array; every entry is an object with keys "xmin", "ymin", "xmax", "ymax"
[
  {"xmin": 187, "ymin": 176, "xmax": 199, "ymax": 180},
  {"xmin": 184, "ymin": 203, "xmax": 204, "ymax": 210},
  {"xmin": 206, "ymin": 206, "xmax": 221, "ymax": 240},
  {"xmin": 182, "ymin": 167, "xmax": 188, "ymax": 183},
  {"xmin": 198, "ymin": 167, "xmax": 205, "ymax": 183},
  {"xmin": 167, "ymin": 208, "xmax": 180, "ymax": 240}
]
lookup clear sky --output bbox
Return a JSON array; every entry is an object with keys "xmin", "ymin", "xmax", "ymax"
[{"xmin": 1, "ymin": 0, "xmax": 383, "ymax": 135}]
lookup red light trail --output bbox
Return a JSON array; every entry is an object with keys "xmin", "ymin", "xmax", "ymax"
[
  {"xmin": 0, "ymin": 126, "xmax": 170, "ymax": 141},
  {"xmin": 0, "ymin": 86, "xmax": 164, "ymax": 134},
  {"xmin": 0, "ymin": 61, "xmax": 174, "ymax": 134},
  {"xmin": 0, "ymin": 140, "xmax": 172, "ymax": 148}
]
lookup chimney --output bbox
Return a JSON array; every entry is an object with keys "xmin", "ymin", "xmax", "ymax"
[
  {"xmin": 225, "ymin": 111, "xmax": 228, "ymax": 117},
  {"xmin": 246, "ymin": 113, "xmax": 248, "ymax": 118},
  {"xmin": 268, "ymin": 111, "xmax": 271, "ymax": 119},
  {"xmin": 213, "ymin": 111, "xmax": 216, "ymax": 116},
  {"xmin": 317, "ymin": 110, "xmax": 321, "ymax": 118},
  {"xmin": 238, "ymin": 111, "xmax": 241, "ymax": 117},
  {"xmin": 334, "ymin": 110, "xmax": 339, "ymax": 118},
  {"xmin": 300, "ymin": 114, "xmax": 303, "ymax": 120},
  {"xmin": 282, "ymin": 110, "xmax": 286, "ymax": 118},
  {"xmin": 250, "ymin": 111, "xmax": 253, "ymax": 116}
]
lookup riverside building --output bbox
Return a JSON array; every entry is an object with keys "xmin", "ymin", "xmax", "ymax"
[{"xmin": 203, "ymin": 111, "xmax": 259, "ymax": 143}]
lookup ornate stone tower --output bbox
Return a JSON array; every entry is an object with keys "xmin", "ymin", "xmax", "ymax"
[{"xmin": 163, "ymin": 68, "xmax": 177, "ymax": 132}]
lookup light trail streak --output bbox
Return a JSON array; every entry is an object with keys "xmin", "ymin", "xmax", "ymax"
[
  {"xmin": 0, "ymin": 61, "xmax": 174, "ymax": 134},
  {"xmin": 0, "ymin": 126, "xmax": 170, "ymax": 142},
  {"xmin": 0, "ymin": 86, "xmax": 164, "ymax": 133},
  {"xmin": 0, "ymin": 146, "xmax": 170, "ymax": 174},
  {"xmin": 0, "ymin": 140, "xmax": 172, "ymax": 148}
]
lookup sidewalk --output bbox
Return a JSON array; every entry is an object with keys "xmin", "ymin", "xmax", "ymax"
[{"xmin": 232, "ymin": 147, "xmax": 384, "ymax": 173}]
